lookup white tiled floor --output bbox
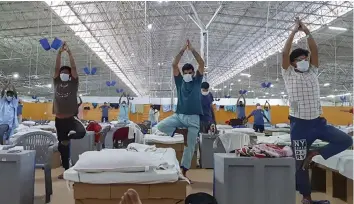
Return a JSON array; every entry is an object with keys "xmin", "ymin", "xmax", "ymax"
[{"xmin": 34, "ymin": 168, "xmax": 347, "ymax": 204}]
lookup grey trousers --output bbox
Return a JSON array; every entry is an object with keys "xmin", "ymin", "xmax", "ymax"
[{"xmin": 0, "ymin": 124, "xmax": 9, "ymax": 145}]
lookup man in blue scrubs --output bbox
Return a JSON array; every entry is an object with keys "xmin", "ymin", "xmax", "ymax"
[
  {"xmin": 200, "ymin": 82, "xmax": 215, "ymax": 133},
  {"xmin": 157, "ymin": 40, "xmax": 204, "ymax": 178},
  {"xmin": 100, "ymin": 102, "xmax": 110, "ymax": 122},
  {"xmin": 0, "ymin": 82, "xmax": 18, "ymax": 145},
  {"xmin": 245, "ymin": 103, "xmax": 270, "ymax": 133}
]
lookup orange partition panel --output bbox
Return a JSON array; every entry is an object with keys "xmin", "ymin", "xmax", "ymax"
[{"xmin": 21, "ymin": 102, "xmax": 352, "ymax": 126}]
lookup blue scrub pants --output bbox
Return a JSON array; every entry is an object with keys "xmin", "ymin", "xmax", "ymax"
[
  {"xmin": 157, "ymin": 113, "xmax": 200, "ymax": 169},
  {"xmin": 290, "ymin": 116, "xmax": 353, "ymax": 197}
]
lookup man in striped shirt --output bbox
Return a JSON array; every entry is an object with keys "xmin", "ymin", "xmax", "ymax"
[{"xmin": 282, "ymin": 18, "xmax": 352, "ymax": 204}]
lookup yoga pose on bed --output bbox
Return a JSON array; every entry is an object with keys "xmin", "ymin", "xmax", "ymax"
[
  {"xmin": 282, "ymin": 18, "xmax": 352, "ymax": 204},
  {"xmin": 157, "ymin": 40, "xmax": 204, "ymax": 178},
  {"xmin": 53, "ymin": 42, "xmax": 86, "ymax": 179}
]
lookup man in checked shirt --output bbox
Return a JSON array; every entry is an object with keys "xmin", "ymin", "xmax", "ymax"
[{"xmin": 282, "ymin": 18, "xmax": 353, "ymax": 204}]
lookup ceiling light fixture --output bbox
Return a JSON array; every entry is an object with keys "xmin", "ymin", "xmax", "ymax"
[
  {"xmin": 237, "ymin": 79, "xmax": 241, "ymax": 82},
  {"xmin": 13, "ymin": 73, "xmax": 19, "ymax": 79},
  {"xmin": 328, "ymin": 26, "xmax": 348, "ymax": 31},
  {"xmin": 323, "ymin": 83, "xmax": 330, "ymax": 87},
  {"xmin": 147, "ymin": 24, "xmax": 153, "ymax": 30},
  {"xmin": 240, "ymin": 73, "xmax": 251, "ymax": 77},
  {"xmin": 281, "ymin": 92, "xmax": 284, "ymax": 94}
]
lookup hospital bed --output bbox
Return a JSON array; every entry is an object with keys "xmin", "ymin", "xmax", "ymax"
[
  {"xmin": 311, "ymin": 150, "xmax": 353, "ymax": 204},
  {"xmin": 64, "ymin": 144, "xmax": 188, "ymax": 203},
  {"xmin": 143, "ymin": 132, "xmax": 198, "ymax": 169}
]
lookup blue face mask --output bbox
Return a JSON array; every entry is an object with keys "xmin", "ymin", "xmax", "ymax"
[{"xmin": 6, "ymin": 96, "xmax": 13, "ymax": 102}]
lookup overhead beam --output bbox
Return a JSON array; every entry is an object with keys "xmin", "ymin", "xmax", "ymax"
[
  {"xmin": 188, "ymin": 15, "xmax": 203, "ymax": 30},
  {"xmin": 206, "ymin": 4, "xmax": 223, "ymax": 29},
  {"xmin": 189, "ymin": 2, "xmax": 205, "ymax": 30}
]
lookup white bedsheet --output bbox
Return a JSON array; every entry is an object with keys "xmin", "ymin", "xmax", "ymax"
[
  {"xmin": 216, "ymin": 125, "xmax": 233, "ymax": 130},
  {"xmin": 312, "ymin": 150, "xmax": 353, "ymax": 179},
  {"xmin": 64, "ymin": 147, "xmax": 183, "ymax": 184},
  {"xmin": 224, "ymin": 128, "xmax": 265, "ymax": 137},
  {"xmin": 144, "ymin": 134, "xmax": 184, "ymax": 144},
  {"xmin": 257, "ymin": 134, "xmax": 328, "ymax": 146}
]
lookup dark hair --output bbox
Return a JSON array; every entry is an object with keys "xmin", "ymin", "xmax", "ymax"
[
  {"xmin": 201, "ymin": 82, "xmax": 210, "ymax": 89},
  {"xmin": 182, "ymin": 63, "xmax": 194, "ymax": 72},
  {"xmin": 60, "ymin": 66, "xmax": 71, "ymax": 73},
  {"xmin": 6, "ymin": 90, "xmax": 14, "ymax": 96},
  {"xmin": 289, "ymin": 48, "xmax": 310, "ymax": 63}
]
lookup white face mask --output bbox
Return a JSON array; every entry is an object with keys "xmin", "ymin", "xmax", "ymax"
[
  {"xmin": 60, "ymin": 73, "xmax": 70, "ymax": 81},
  {"xmin": 296, "ymin": 60, "xmax": 309, "ymax": 72},
  {"xmin": 6, "ymin": 96, "xmax": 13, "ymax": 102},
  {"xmin": 201, "ymin": 90, "xmax": 209, "ymax": 96},
  {"xmin": 183, "ymin": 74, "xmax": 193, "ymax": 82},
  {"xmin": 256, "ymin": 106, "xmax": 262, "ymax": 110}
]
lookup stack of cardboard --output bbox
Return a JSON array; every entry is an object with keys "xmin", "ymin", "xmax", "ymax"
[
  {"xmin": 155, "ymin": 143, "xmax": 197, "ymax": 169},
  {"xmin": 73, "ymin": 181, "xmax": 187, "ymax": 204}
]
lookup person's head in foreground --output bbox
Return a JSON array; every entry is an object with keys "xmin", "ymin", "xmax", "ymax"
[
  {"xmin": 290, "ymin": 48, "xmax": 310, "ymax": 73},
  {"xmin": 201, "ymin": 82, "xmax": 210, "ymax": 95},
  {"xmin": 59, "ymin": 66, "xmax": 72, "ymax": 82},
  {"xmin": 6, "ymin": 90, "xmax": 15, "ymax": 102},
  {"xmin": 182, "ymin": 63, "xmax": 194, "ymax": 82},
  {"xmin": 256, "ymin": 103, "xmax": 261, "ymax": 110},
  {"xmin": 104, "ymin": 102, "xmax": 107, "ymax": 106}
]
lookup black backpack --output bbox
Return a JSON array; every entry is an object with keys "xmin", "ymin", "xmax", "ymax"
[{"xmin": 185, "ymin": 192, "xmax": 218, "ymax": 204}]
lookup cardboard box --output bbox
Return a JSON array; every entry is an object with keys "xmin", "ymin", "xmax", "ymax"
[
  {"xmin": 51, "ymin": 151, "xmax": 61, "ymax": 169},
  {"xmin": 75, "ymin": 199, "xmax": 183, "ymax": 204},
  {"xmin": 73, "ymin": 181, "xmax": 187, "ymax": 200}
]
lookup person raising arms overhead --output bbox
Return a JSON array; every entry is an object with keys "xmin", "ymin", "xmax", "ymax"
[
  {"xmin": 236, "ymin": 94, "xmax": 246, "ymax": 120},
  {"xmin": 53, "ymin": 42, "xmax": 86, "ymax": 179},
  {"xmin": 282, "ymin": 18, "xmax": 352, "ymax": 204},
  {"xmin": 157, "ymin": 40, "xmax": 204, "ymax": 179}
]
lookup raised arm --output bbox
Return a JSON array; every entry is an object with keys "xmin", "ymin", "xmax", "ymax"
[
  {"xmin": 78, "ymin": 97, "xmax": 82, "ymax": 107},
  {"xmin": 126, "ymin": 94, "xmax": 130, "ymax": 105},
  {"xmin": 188, "ymin": 40, "xmax": 205, "ymax": 75},
  {"xmin": 66, "ymin": 43, "xmax": 78, "ymax": 78},
  {"xmin": 1, "ymin": 82, "xmax": 9, "ymax": 98},
  {"xmin": 11, "ymin": 84, "xmax": 17, "ymax": 99},
  {"xmin": 282, "ymin": 20, "xmax": 299, "ymax": 69},
  {"xmin": 54, "ymin": 46, "xmax": 64, "ymax": 78},
  {"xmin": 299, "ymin": 20, "xmax": 318, "ymax": 67},
  {"xmin": 119, "ymin": 93, "xmax": 125, "ymax": 104},
  {"xmin": 172, "ymin": 43, "xmax": 187, "ymax": 77},
  {"xmin": 262, "ymin": 112, "xmax": 270, "ymax": 123},
  {"xmin": 264, "ymin": 100, "xmax": 271, "ymax": 109}
]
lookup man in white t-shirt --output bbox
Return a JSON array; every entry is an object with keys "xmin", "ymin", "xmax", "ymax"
[{"xmin": 282, "ymin": 18, "xmax": 352, "ymax": 204}]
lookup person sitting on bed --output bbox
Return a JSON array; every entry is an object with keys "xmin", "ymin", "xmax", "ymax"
[
  {"xmin": 244, "ymin": 103, "xmax": 270, "ymax": 133},
  {"xmin": 157, "ymin": 40, "xmax": 204, "ymax": 179},
  {"xmin": 282, "ymin": 18, "xmax": 352, "ymax": 204}
]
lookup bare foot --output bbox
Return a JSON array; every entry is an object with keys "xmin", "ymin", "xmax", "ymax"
[
  {"xmin": 175, "ymin": 128, "xmax": 188, "ymax": 147},
  {"xmin": 120, "ymin": 189, "xmax": 142, "ymax": 204}
]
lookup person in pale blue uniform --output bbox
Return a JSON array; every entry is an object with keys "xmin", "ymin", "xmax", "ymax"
[
  {"xmin": 263, "ymin": 100, "xmax": 271, "ymax": 127},
  {"xmin": 118, "ymin": 93, "xmax": 130, "ymax": 123},
  {"xmin": 0, "ymin": 82, "xmax": 18, "ymax": 145},
  {"xmin": 236, "ymin": 94, "xmax": 246, "ymax": 120},
  {"xmin": 157, "ymin": 40, "xmax": 204, "ymax": 178}
]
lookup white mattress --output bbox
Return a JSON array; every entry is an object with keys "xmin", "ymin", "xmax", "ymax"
[
  {"xmin": 63, "ymin": 148, "xmax": 182, "ymax": 184},
  {"xmin": 265, "ymin": 127, "xmax": 291, "ymax": 133},
  {"xmin": 144, "ymin": 134, "xmax": 184, "ymax": 144},
  {"xmin": 312, "ymin": 150, "xmax": 353, "ymax": 179},
  {"xmin": 216, "ymin": 125, "xmax": 233, "ymax": 129},
  {"xmin": 224, "ymin": 128, "xmax": 265, "ymax": 137}
]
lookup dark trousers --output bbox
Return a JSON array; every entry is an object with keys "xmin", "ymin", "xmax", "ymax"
[
  {"xmin": 101, "ymin": 116, "xmax": 109, "ymax": 122},
  {"xmin": 289, "ymin": 116, "xmax": 353, "ymax": 196},
  {"xmin": 253, "ymin": 124, "xmax": 265, "ymax": 133},
  {"xmin": 0, "ymin": 124, "xmax": 9, "ymax": 145},
  {"xmin": 55, "ymin": 116, "xmax": 86, "ymax": 170}
]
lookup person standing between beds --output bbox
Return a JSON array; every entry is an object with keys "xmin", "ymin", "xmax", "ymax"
[
  {"xmin": 263, "ymin": 100, "xmax": 271, "ymax": 127},
  {"xmin": 245, "ymin": 103, "xmax": 270, "ymax": 133},
  {"xmin": 0, "ymin": 81, "xmax": 18, "ymax": 145},
  {"xmin": 17, "ymin": 99, "xmax": 23, "ymax": 124},
  {"xmin": 53, "ymin": 42, "xmax": 86, "ymax": 179},
  {"xmin": 118, "ymin": 93, "xmax": 130, "ymax": 123},
  {"xmin": 236, "ymin": 94, "xmax": 246, "ymax": 120},
  {"xmin": 99, "ymin": 102, "xmax": 111, "ymax": 122},
  {"xmin": 282, "ymin": 18, "xmax": 352, "ymax": 204},
  {"xmin": 148, "ymin": 105, "xmax": 160, "ymax": 127},
  {"xmin": 200, "ymin": 81, "xmax": 215, "ymax": 133},
  {"xmin": 157, "ymin": 40, "xmax": 204, "ymax": 178}
]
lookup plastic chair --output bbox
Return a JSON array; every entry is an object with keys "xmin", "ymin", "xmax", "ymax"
[
  {"xmin": 14, "ymin": 131, "xmax": 58, "ymax": 203},
  {"xmin": 96, "ymin": 125, "xmax": 111, "ymax": 150}
]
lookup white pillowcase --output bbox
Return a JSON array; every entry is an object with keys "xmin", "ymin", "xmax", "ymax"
[
  {"xmin": 22, "ymin": 121, "xmax": 36, "ymax": 126},
  {"xmin": 275, "ymin": 123, "xmax": 290, "ymax": 128},
  {"xmin": 73, "ymin": 149, "xmax": 167, "ymax": 173}
]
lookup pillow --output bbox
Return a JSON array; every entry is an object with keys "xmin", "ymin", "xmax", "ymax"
[
  {"xmin": 275, "ymin": 123, "xmax": 290, "ymax": 128},
  {"xmin": 22, "ymin": 121, "xmax": 36, "ymax": 126},
  {"xmin": 73, "ymin": 149, "xmax": 167, "ymax": 173}
]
